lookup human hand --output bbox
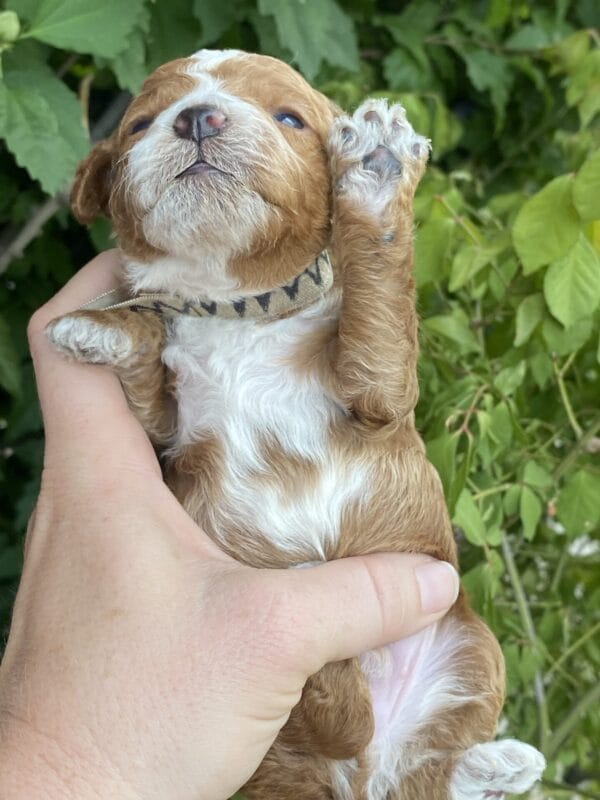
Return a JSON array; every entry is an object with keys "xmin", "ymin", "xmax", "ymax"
[{"xmin": 0, "ymin": 250, "xmax": 459, "ymax": 800}]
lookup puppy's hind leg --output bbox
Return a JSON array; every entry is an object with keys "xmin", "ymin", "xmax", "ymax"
[
  {"xmin": 244, "ymin": 740, "xmax": 336, "ymax": 800},
  {"xmin": 366, "ymin": 603, "xmax": 544, "ymax": 800},
  {"xmin": 450, "ymin": 739, "xmax": 546, "ymax": 800},
  {"xmin": 282, "ymin": 658, "xmax": 375, "ymax": 760}
]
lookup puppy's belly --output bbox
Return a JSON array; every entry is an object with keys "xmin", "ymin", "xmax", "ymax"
[
  {"xmin": 364, "ymin": 620, "xmax": 470, "ymax": 745},
  {"xmin": 332, "ymin": 617, "xmax": 477, "ymax": 800}
]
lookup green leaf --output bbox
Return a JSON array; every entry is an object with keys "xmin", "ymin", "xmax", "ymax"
[
  {"xmin": 494, "ymin": 361, "xmax": 526, "ymax": 396},
  {"xmin": 414, "ymin": 216, "xmax": 454, "ymax": 287},
  {"xmin": 557, "ymin": 470, "xmax": 600, "ymax": 535},
  {"xmin": 462, "ymin": 550, "xmax": 504, "ymax": 610},
  {"xmin": 394, "ymin": 93, "xmax": 430, "ymax": 138},
  {"xmin": 543, "ymin": 235, "xmax": 600, "ymax": 328},
  {"xmin": 448, "ymin": 439, "xmax": 474, "ymax": 516},
  {"xmin": 519, "ymin": 644, "xmax": 544, "ymax": 683},
  {"xmin": 488, "ymin": 401, "xmax": 513, "ymax": 446},
  {"xmin": 552, "ymin": 30, "xmax": 591, "ymax": 73},
  {"xmin": 146, "ymin": 0, "xmax": 203, "ymax": 72},
  {"xmin": 542, "ymin": 315, "xmax": 593, "ymax": 355},
  {"xmin": 449, "ymin": 240, "xmax": 505, "ymax": 292},
  {"xmin": 506, "ymin": 24, "xmax": 554, "ymax": 49},
  {"xmin": 257, "ymin": 0, "xmax": 359, "ymax": 80},
  {"xmin": 454, "ymin": 489, "xmax": 486, "ymax": 546},
  {"xmin": 426, "ymin": 431, "xmax": 457, "ymax": 497},
  {"xmin": 523, "ymin": 461, "xmax": 553, "ymax": 490},
  {"xmin": 573, "ymin": 149, "xmax": 600, "ymax": 223},
  {"xmin": 104, "ymin": 5, "xmax": 150, "ymax": 94},
  {"xmin": 383, "ymin": 48, "xmax": 434, "ymax": 92},
  {"xmin": 14, "ymin": 0, "xmax": 146, "ymax": 58},
  {"xmin": 520, "ymin": 486, "xmax": 543, "ymax": 541},
  {"xmin": 422, "ymin": 308, "xmax": 480, "ymax": 353},
  {"xmin": 514, "ymin": 293, "xmax": 545, "ymax": 347},
  {"xmin": 565, "ymin": 50, "xmax": 600, "ymax": 126},
  {"xmin": 529, "ymin": 351, "xmax": 554, "ymax": 388},
  {"xmin": 0, "ymin": 10, "xmax": 20, "ymax": 43},
  {"xmin": 193, "ymin": 0, "xmax": 243, "ymax": 43},
  {"xmin": 109, "ymin": 27, "xmax": 147, "ymax": 94},
  {"xmin": 430, "ymin": 94, "xmax": 462, "ymax": 157},
  {"xmin": 460, "ymin": 48, "xmax": 513, "ymax": 124},
  {"xmin": 512, "ymin": 175, "xmax": 580, "ymax": 275},
  {"xmin": 0, "ymin": 313, "xmax": 21, "ymax": 396},
  {"xmin": 378, "ymin": 4, "xmax": 439, "ymax": 47},
  {"xmin": 503, "ymin": 484, "xmax": 521, "ymax": 516},
  {"xmin": 0, "ymin": 63, "xmax": 88, "ymax": 195}
]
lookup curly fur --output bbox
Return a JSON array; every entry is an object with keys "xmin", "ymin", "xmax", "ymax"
[{"xmin": 47, "ymin": 50, "xmax": 545, "ymax": 800}]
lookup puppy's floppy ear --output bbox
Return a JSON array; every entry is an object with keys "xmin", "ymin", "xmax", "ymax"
[{"xmin": 70, "ymin": 136, "xmax": 115, "ymax": 225}]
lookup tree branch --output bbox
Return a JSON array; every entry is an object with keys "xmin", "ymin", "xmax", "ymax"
[{"xmin": 501, "ymin": 534, "xmax": 551, "ymax": 753}]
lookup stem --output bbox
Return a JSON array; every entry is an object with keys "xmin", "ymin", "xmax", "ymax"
[
  {"xmin": 501, "ymin": 535, "xmax": 551, "ymax": 753},
  {"xmin": 545, "ymin": 621, "xmax": 600, "ymax": 681},
  {"xmin": 453, "ymin": 383, "xmax": 488, "ymax": 437},
  {"xmin": 545, "ymin": 682, "xmax": 600, "ymax": 760},
  {"xmin": 434, "ymin": 195, "xmax": 482, "ymax": 245},
  {"xmin": 550, "ymin": 549, "xmax": 569, "ymax": 594},
  {"xmin": 554, "ymin": 355, "xmax": 583, "ymax": 439},
  {"xmin": 554, "ymin": 415, "xmax": 600, "ymax": 481},
  {"xmin": 471, "ymin": 482, "xmax": 514, "ymax": 501}
]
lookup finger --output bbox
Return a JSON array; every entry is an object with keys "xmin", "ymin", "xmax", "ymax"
[
  {"xmin": 285, "ymin": 553, "xmax": 459, "ymax": 670},
  {"xmin": 27, "ymin": 251, "xmax": 158, "ymax": 476}
]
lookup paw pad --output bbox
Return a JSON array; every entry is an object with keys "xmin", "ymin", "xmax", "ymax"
[
  {"xmin": 328, "ymin": 98, "xmax": 430, "ymax": 217},
  {"xmin": 362, "ymin": 145, "xmax": 402, "ymax": 179}
]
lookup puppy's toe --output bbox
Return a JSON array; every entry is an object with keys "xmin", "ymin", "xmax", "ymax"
[
  {"xmin": 46, "ymin": 314, "xmax": 134, "ymax": 366},
  {"xmin": 451, "ymin": 739, "xmax": 546, "ymax": 800}
]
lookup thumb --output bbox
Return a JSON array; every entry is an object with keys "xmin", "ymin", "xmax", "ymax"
[{"xmin": 284, "ymin": 553, "xmax": 459, "ymax": 673}]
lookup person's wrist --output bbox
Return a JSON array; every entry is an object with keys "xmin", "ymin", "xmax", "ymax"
[{"xmin": 0, "ymin": 712, "xmax": 141, "ymax": 800}]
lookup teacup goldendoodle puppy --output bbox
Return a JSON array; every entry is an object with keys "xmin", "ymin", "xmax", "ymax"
[{"xmin": 47, "ymin": 49, "xmax": 545, "ymax": 800}]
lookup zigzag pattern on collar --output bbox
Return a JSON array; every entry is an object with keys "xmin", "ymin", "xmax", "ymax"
[{"xmin": 83, "ymin": 251, "xmax": 333, "ymax": 322}]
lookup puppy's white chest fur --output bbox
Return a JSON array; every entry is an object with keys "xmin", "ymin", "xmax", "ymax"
[{"xmin": 162, "ymin": 303, "xmax": 369, "ymax": 559}]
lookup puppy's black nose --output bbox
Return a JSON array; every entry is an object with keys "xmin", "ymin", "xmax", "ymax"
[{"xmin": 173, "ymin": 106, "xmax": 227, "ymax": 142}]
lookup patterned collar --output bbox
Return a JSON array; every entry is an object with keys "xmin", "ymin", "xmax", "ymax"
[{"xmin": 82, "ymin": 251, "xmax": 333, "ymax": 322}]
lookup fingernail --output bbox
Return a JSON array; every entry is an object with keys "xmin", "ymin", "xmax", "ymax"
[{"xmin": 415, "ymin": 560, "xmax": 459, "ymax": 615}]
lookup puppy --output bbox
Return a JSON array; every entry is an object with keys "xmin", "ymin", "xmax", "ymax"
[{"xmin": 47, "ymin": 50, "xmax": 545, "ymax": 799}]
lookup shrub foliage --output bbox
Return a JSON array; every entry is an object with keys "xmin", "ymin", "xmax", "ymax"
[{"xmin": 1, "ymin": 1, "xmax": 599, "ymax": 797}]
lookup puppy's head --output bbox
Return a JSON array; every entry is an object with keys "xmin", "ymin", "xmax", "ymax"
[{"xmin": 73, "ymin": 50, "xmax": 337, "ymax": 295}]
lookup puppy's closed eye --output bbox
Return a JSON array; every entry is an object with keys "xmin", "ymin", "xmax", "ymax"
[
  {"xmin": 273, "ymin": 111, "xmax": 304, "ymax": 129},
  {"xmin": 130, "ymin": 117, "xmax": 153, "ymax": 135}
]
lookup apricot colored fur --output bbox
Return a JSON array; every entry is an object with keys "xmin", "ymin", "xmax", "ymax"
[{"xmin": 46, "ymin": 51, "xmax": 544, "ymax": 800}]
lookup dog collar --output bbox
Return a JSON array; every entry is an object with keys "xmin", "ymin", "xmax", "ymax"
[{"xmin": 82, "ymin": 251, "xmax": 333, "ymax": 322}]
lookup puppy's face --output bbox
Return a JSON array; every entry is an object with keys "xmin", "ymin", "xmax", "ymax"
[{"xmin": 73, "ymin": 50, "xmax": 337, "ymax": 293}]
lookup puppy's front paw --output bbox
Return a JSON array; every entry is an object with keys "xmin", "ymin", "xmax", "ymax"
[
  {"xmin": 329, "ymin": 99, "xmax": 430, "ymax": 218},
  {"xmin": 451, "ymin": 739, "xmax": 546, "ymax": 800},
  {"xmin": 46, "ymin": 313, "xmax": 134, "ymax": 366}
]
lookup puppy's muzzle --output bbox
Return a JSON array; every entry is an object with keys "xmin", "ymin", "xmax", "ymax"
[{"xmin": 173, "ymin": 105, "xmax": 227, "ymax": 143}]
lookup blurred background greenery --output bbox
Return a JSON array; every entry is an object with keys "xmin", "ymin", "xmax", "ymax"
[{"xmin": 1, "ymin": 1, "xmax": 599, "ymax": 797}]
